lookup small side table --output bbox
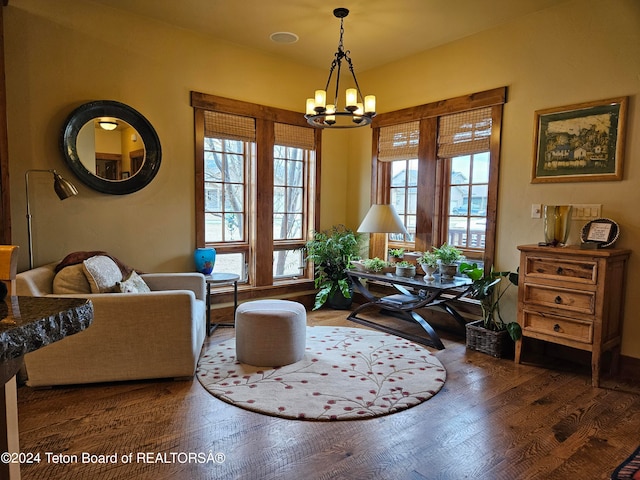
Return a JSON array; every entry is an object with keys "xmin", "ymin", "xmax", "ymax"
[{"xmin": 205, "ymin": 273, "xmax": 240, "ymax": 336}]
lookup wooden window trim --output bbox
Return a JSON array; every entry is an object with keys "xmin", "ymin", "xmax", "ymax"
[
  {"xmin": 192, "ymin": 91, "xmax": 321, "ymax": 289},
  {"xmin": 370, "ymin": 87, "xmax": 506, "ymax": 269}
]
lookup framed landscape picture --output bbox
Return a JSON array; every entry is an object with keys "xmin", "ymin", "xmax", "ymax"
[{"xmin": 532, "ymin": 97, "xmax": 627, "ymax": 183}]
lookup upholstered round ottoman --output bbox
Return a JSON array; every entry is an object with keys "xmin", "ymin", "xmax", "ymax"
[{"xmin": 235, "ymin": 300, "xmax": 307, "ymax": 367}]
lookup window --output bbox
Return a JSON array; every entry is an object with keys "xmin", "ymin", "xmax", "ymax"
[
  {"xmin": 371, "ymin": 87, "xmax": 506, "ymax": 268},
  {"xmin": 193, "ymin": 92, "xmax": 320, "ymax": 291},
  {"xmin": 389, "ymin": 159, "xmax": 417, "ymax": 243}
]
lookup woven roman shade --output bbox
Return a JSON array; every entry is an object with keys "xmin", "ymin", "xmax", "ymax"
[
  {"xmin": 437, "ymin": 107, "xmax": 492, "ymax": 159},
  {"xmin": 204, "ymin": 111, "xmax": 256, "ymax": 142},
  {"xmin": 275, "ymin": 123, "xmax": 315, "ymax": 150},
  {"xmin": 377, "ymin": 121, "xmax": 420, "ymax": 162}
]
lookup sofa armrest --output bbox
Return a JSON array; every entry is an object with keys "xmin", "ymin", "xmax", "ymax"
[{"xmin": 140, "ymin": 273, "xmax": 206, "ymax": 301}]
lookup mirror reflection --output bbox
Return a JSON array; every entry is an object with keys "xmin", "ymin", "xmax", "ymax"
[
  {"xmin": 60, "ymin": 100, "xmax": 161, "ymax": 195},
  {"xmin": 77, "ymin": 119, "xmax": 146, "ymax": 181}
]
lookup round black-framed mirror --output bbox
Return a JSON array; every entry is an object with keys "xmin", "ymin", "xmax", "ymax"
[{"xmin": 60, "ymin": 100, "xmax": 161, "ymax": 195}]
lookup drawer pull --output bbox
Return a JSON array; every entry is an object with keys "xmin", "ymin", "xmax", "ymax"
[
  {"xmin": 554, "ymin": 296, "xmax": 563, "ymax": 304},
  {"xmin": 556, "ymin": 267, "xmax": 564, "ymax": 275},
  {"xmin": 553, "ymin": 324, "xmax": 561, "ymax": 332}
]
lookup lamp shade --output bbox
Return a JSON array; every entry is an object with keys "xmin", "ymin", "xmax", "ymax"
[
  {"xmin": 53, "ymin": 172, "xmax": 79, "ymax": 200},
  {"xmin": 357, "ymin": 204, "xmax": 408, "ymax": 234}
]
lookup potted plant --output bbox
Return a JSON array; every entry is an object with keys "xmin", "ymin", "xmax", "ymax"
[
  {"xmin": 362, "ymin": 257, "xmax": 389, "ymax": 273},
  {"xmin": 433, "ymin": 243, "xmax": 464, "ymax": 280},
  {"xmin": 304, "ymin": 225, "xmax": 361, "ymax": 310},
  {"xmin": 394, "ymin": 260, "xmax": 416, "ymax": 278},
  {"xmin": 388, "ymin": 248, "xmax": 404, "ymax": 264},
  {"xmin": 418, "ymin": 250, "xmax": 438, "ymax": 282},
  {"xmin": 459, "ymin": 262, "xmax": 522, "ymax": 358}
]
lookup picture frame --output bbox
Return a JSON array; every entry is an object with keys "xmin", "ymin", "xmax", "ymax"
[
  {"xmin": 532, "ymin": 97, "xmax": 627, "ymax": 183},
  {"xmin": 580, "ymin": 218, "xmax": 619, "ymax": 248}
]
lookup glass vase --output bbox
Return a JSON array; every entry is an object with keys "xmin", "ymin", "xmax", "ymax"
[
  {"xmin": 543, "ymin": 205, "xmax": 572, "ymax": 246},
  {"xmin": 194, "ymin": 247, "xmax": 216, "ymax": 275}
]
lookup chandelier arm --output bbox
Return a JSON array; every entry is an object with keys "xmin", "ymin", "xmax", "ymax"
[
  {"xmin": 345, "ymin": 56, "xmax": 365, "ymax": 103},
  {"xmin": 323, "ymin": 59, "xmax": 338, "ymax": 95},
  {"xmin": 333, "ymin": 58, "xmax": 343, "ymax": 108}
]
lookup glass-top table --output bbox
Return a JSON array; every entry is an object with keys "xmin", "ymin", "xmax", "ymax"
[{"xmin": 346, "ymin": 270, "xmax": 472, "ymax": 349}]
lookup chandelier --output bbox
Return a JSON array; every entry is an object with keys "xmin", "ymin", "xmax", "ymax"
[{"xmin": 305, "ymin": 8, "xmax": 376, "ymax": 129}]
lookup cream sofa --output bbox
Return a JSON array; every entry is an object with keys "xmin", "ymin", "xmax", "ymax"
[{"xmin": 16, "ymin": 262, "xmax": 207, "ymax": 387}]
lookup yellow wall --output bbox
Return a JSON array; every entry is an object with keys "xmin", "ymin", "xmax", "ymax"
[
  {"xmin": 4, "ymin": 0, "xmax": 640, "ymax": 357},
  {"xmin": 4, "ymin": 0, "xmax": 344, "ymax": 271},
  {"xmin": 355, "ymin": 0, "xmax": 640, "ymax": 357}
]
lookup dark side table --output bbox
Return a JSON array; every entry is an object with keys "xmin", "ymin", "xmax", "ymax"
[{"xmin": 205, "ymin": 273, "xmax": 239, "ymax": 336}]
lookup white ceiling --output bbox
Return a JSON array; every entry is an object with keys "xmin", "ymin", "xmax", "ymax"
[{"xmin": 89, "ymin": 0, "xmax": 571, "ymax": 71}]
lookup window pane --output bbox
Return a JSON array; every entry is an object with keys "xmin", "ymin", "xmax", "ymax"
[
  {"xmin": 212, "ymin": 252, "xmax": 246, "ymax": 279},
  {"xmin": 273, "ymin": 249, "xmax": 304, "ymax": 278},
  {"xmin": 205, "ymin": 184, "xmax": 221, "ymax": 211},
  {"xmin": 448, "ymin": 217, "xmax": 469, "ymax": 248},
  {"xmin": 205, "ymin": 213, "xmax": 223, "ymax": 242},
  {"xmin": 470, "ymin": 217, "xmax": 487, "ymax": 248},
  {"xmin": 472, "ymin": 152, "xmax": 490, "ymax": 183},
  {"xmin": 449, "ymin": 185, "xmax": 468, "ymax": 215},
  {"xmin": 274, "ymin": 159, "xmax": 286, "ymax": 185},
  {"xmin": 224, "ymin": 184, "xmax": 244, "ymax": 211},
  {"xmin": 224, "ymin": 213, "xmax": 244, "ymax": 241},
  {"xmin": 226, "ymin": 154, "xmax": 244, "ymax": 182},
  {"xmin": 390, "ymin": 162, "xmax": 406, "ymax": 186},
  {"xmin": 391, "ymin": 189, "xmax": 406, "ymax": 214},
  {"xmin": 288, "ymin": 187, "xmax": 303, "ymax": 212},
  {"xmin": 274, "ymin": 186, "xmax": 285, "ymax": 213},
  {"xmin": 451, "ymin": 155, "xmax": 470, "ymax": 183},
  {"xmin": 288, "ymin": 160, "xmax": 304, "ymax": 186},
  {"xmin": 273, "ymin": 214, "xmax": 302, "ymax": 240},
  {"xmin": 470, "ymin": 185, "xmax": 487, "ymax": 216}
]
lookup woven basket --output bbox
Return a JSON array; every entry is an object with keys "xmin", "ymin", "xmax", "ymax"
[{"xmin": 465, "ymin": 320, "xmax": 514, "ymax": 358}]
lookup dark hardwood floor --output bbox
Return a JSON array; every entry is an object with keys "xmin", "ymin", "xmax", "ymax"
[{"xmin": 15, "ymin": 308, "xmax": 640, "ymax": 480}]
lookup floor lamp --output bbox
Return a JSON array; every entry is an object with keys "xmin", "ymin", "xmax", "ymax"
[
  {"xmin": 25, "ymin": 169, "xmax": 79, "ymax": 269},
  {"xmin": 357, "ymin": 204, "xmax": 408, "ymax": 259}
]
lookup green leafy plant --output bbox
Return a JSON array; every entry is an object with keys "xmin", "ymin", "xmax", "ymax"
[
  {"xmin": 388, "ymin": 248, "xmax": 405, "ymax": 258},
  {"xmin": 395, "ymin": 260, "xmax": 414, "ymax": 267},
  {"xmin": 304, "ymin": 225, "xmax": 361, "ymax": 310},
  {"xmin": 433, "ymin": 243, "xmax": 464, "ymax": 264},
  {"xmin": 363, "ymin": 257, "xmax": 388, "ymax": 272},
  {"xmin": 419, "ymin": 251, "xmax": 438, "ymax": 267},
  {"xmin": 459, "ymin": 262, "xmax": 522, "ymax": 341}
]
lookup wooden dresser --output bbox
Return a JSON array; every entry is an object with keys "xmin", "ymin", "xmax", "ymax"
[{"xmin": 515, "ymin": 244, "xmax": 630, "ymax": 387}]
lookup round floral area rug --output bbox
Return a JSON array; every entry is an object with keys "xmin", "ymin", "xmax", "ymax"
[{"xmin": 196, "ymin": 326, "xmax": 446, "ymax": 421}]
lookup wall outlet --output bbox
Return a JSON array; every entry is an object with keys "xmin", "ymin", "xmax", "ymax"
[{"xmin": 531, "ymin": 204, "xmax": 542, "ymax": 219}]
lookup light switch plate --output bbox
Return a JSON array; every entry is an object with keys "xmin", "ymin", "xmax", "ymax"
[{"xmin": 531, "ymin": 204, "xmax": 542, "ymax": 219}]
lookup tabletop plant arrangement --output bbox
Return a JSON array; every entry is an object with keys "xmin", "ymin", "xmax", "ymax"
[
  {"xmin": 304, "ymin": 225, "xmax": 361, "ymax": 310},
  {"xmin": 362, "ymin": 257, "xmax": 389, "ymax": 273},
  {"xmin": 418, "ymin": 250, "xmax": 439, "ymax": 281},
  {"xmin": 388, "ymin": 248, "xmax": 405, "ymax": 263},
  {"xmin": 433, "ymin": 243, "xmax": 464, "ymax": 280},
  {"xmin": 459, "ymin": 262, "xmax": 522, "ymax": 358},
  {"xmin": 394, "ymin": 260, "xmax": 416, "ymax": 278}
]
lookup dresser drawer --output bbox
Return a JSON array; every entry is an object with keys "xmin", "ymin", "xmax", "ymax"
[
  {"xmin": 524, "ymin": 256, "xmax": 597, "ymax": 284},
  {"xmin": 523, "ymin": 283, "xmax": 595, "ymax": 314},
  {"xmin": 521, "ymin": 310, "xmax": 593, "ymax": 344}
]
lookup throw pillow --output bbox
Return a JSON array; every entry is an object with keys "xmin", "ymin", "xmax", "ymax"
[
  {"xmin": 53, "ymin": 264, "xmax": 92, "ymax": 294},
  {"xmin": 82, "ymin": 255, "xmax": 123, "ymax": 293},
  {"xmin": 117, "ymin": 271, "xmax": 151, "ymax": 293}
]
